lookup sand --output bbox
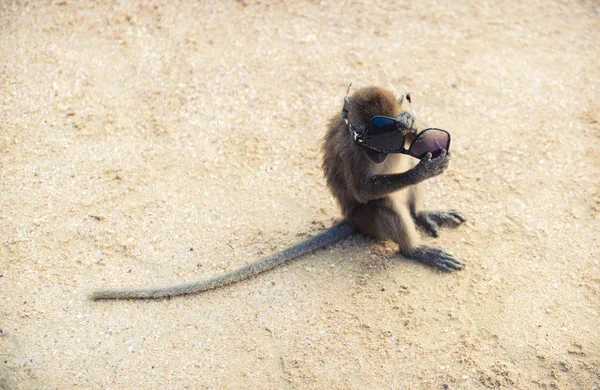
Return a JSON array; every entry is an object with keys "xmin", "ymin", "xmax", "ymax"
[{"xmin": 1, "ymin": 0, "xmax": 599, "ymax": 388}]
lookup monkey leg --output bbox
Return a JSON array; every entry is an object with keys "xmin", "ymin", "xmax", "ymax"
[
  {"xmin": 404, "ymin": 245, "xmax": 463, "ymax": 271},
  {"xmin": 413, "ymin": 209, "xmax": 466, "ymax": 238},
  {"xmin": 347, "ymin": 198, "xmax": 420, "ymax": 253},
  {"xmin": 347, "ymin": 199, "xmax": 463, "ymax": 271}
]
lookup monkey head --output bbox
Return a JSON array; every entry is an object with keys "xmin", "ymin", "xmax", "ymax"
[{"xmin": 342, "ymin": 86, "xmax": 418, "ymax": 164}]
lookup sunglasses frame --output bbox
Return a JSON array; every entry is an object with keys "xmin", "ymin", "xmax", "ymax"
[
  {"xmin": 341, "ymin": 84, "xmax": 451, "ymax": 158},
  {"xmin": 407, "ymin": 128, "xmax": 451, "ymax": 159},
  {"xmin": 346, "ymin": 115, "xmax": 451, "ymax": 157}
]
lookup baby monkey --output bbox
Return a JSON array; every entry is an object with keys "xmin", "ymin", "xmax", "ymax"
[
  {"xmin": 323, "ymin": 85, "xmax": 465, "ymax": 270},
  {"xmin": 90, "ymin": 85, "xmax": 464, "ymax": 300}
]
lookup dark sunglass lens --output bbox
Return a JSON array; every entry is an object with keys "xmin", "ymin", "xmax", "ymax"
[
  {"xmin": 408, "ymin": 129, "xmax": 449, "ymax": 159},
  {"xmin": 363, "ymin": 117, "xmax": 403, "ymax": 152},
  {"xmin": 369, "ymin": 116, "xmax": 396, "ymax": 134}
]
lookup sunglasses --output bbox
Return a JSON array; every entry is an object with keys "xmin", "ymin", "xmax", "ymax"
[{"xmin": 347, "ymin": 115, "xmax": 451, "ymax": 158}]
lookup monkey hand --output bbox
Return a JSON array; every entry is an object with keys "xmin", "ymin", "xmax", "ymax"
[
  {"xmin": 412, "ymin": 150, "xmax": 450, "ymax": 182},
  {"xmin": 414, "ymin": 209, "xmax": 466, "ymax": 237}
]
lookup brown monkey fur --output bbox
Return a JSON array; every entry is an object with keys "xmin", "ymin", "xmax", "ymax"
[
  {"xmin": 323, "ymin": 86, "xmax": 465, "ymax": 269},
  {"xmin": 90, "ymin": 85, "xmax": 464, "ymax": 300}
]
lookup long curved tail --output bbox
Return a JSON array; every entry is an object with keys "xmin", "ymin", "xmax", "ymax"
[{"xmin": 90, "ymin": 220, "xmax": 355, "ymax": 300}]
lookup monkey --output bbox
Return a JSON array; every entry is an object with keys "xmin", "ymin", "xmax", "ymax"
[
  {"xmin": 322, "ymin": 86, "xmax": 465, "ymax": 271},
  {"xmin": 89, "ymin": 85, "xmax": 464, "ymax": 300}
]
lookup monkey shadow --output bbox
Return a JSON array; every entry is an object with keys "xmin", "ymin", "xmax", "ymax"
[{"xmin": 330, "ymin": 233, "xmax": 400, "ymax": 274}]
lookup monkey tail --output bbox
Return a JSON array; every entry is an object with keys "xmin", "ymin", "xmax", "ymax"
[{"xmin": 89, "ymin": 220, "xmax": 355, "ymax": 300}]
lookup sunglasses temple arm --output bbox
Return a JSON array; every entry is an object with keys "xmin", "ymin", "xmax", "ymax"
[
  {"xmin": 406, "ymin": 95, "xmax": 430, "ymax": 134},
  {"xmin": 408, "ymin": 96, "xmax": 417, "ymax": 117}
]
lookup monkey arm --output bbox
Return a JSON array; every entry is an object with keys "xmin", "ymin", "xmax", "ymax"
[
  {"xmin": 361, "ymin": 150, "xmax": 450, "ymax": 201},
  {"xmin": 363, "ymin": 170, "xmax": 423, "ymax": 201}
]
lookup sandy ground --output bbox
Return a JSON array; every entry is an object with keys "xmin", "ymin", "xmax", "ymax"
[{"xmin": 1, "ymin": 0, "xmax": 599, "ymax": 388}]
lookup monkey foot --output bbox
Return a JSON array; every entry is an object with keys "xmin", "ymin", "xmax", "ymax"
[
  {"xmin": 403, "ymin": 245, "xmax": 463, "ymax": 272},
  {"xmin": 414, "ymin": 209, "xmax": 466, "ymax": 237}
]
